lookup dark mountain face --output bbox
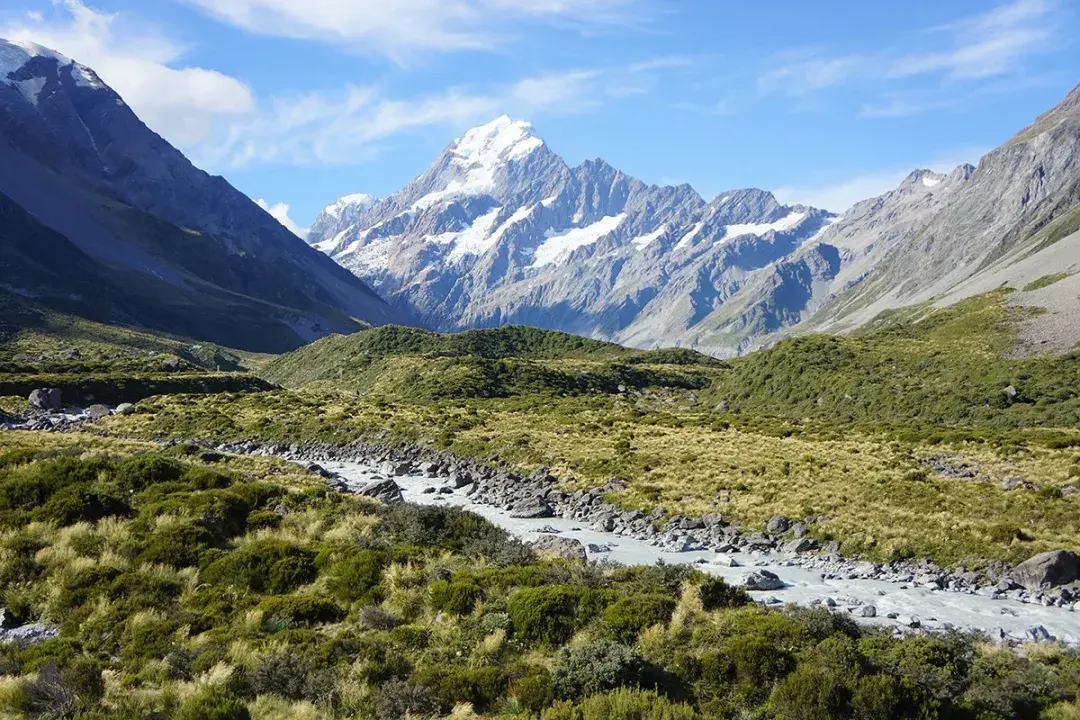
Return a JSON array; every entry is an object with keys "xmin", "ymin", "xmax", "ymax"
[{"xmin": 0, "ymin": 39, "xmax": 406, "ymax": 352}]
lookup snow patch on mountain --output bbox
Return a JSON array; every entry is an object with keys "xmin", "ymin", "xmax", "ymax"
[
  {"xmin": 531, "ymin": 214, "xmax": 627, "ymax": 268},
  {"xmin": 675, "ymin": 222, "xmax": 705, "ymax": 250},
  {"xmin": 631, "ymin": 226, "xmax": 667, "ymax": 250},
  {"xmin": 721, "ymin": 211, "xmax": 807, "ymax": 242},
  {"xmin": 434, "ymin": 207, "xmax": 504, "ymax": 263},
  {"xmin": 922, "ymin": 176, "xmax": 942, "ymax": 188}
]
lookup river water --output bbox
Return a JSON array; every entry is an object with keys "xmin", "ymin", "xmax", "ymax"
[{"xmin": 323, "ymin": 460, "xmax": 1080, "ymax": 644}]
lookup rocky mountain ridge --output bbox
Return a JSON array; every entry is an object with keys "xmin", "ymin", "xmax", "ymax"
[
  {"xmin": 0, "ymin": 39, "xmax": 403, "ymax": 352},
  {"xmin": 307, "ymin": 115, "xmax": 837, "ymax": 350},
  {"xmin": 312, "ymin": 85, "xmax": 1080, "ymax": 356}
]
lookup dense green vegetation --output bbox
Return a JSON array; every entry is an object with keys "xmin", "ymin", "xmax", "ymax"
[
  {"xmin": 261, "ymin": 326, "xmax": 722, "ymax": 400},
  {"xmin": 710, "ymin": 292, "xmax": 1080, "ymax": 428},
  {"xmin": 0, "ymin": 292, "xmax": 275, "ymax": 405},
  {"xmin": 1024, "ymin": 274, "xmax": 1074, "ymax": 292},
  {"xmin": 0, "ymin": 433, "xmax": 1078, "ymax": 719}
]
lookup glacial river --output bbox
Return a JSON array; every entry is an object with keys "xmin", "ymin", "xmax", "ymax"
[{"xmin": 323, "ymin": 461, "xmax": 1080, "ymax": 644}]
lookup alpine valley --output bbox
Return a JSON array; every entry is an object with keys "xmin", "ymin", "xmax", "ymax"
[{"xmin": 309, "ymin": 85, "xmax": 1080, "ymax": 357}]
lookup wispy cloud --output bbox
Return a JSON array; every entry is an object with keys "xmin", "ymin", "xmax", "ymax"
[
  {"xmin": 8, "ymin": 1, "xmax": 673, "ymax": 169},
  {"xmin": 177, "ymin": 0, "xmax": 644, "ymax": 61},
  {"xmin": 774, "ymin": 147, "xmax": 987, "ymax": 213},
  {"xmin": 758, "ymin": 50, "xmax": 866, "ymax": 97},
  {"xmin": 2, "ymin": 0, "xmax": 255, "ymax": 145},
  {"xmin": 758, "ymin": 0, "xmax": 1064, "ymax": 114},
  {"xmin": 198, "ymin": 69, "xmax": 615, "ymax": 168}
]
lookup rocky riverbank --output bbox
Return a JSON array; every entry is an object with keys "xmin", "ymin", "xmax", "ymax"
[{"xmin": 209, "ymin": 438, "xmax": 1080, "ymax": 612}]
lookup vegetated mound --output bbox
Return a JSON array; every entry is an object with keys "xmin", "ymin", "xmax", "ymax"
[
  {"xmin": 709, "ymin": 291, "xmax": 1080, "ymax": 428},
  {"xmin": 261, "ymin": 325, "xmax": 724, "ymax": 399},
  {"xmin": 0, "ymin": 292, "xmax": 275, "ymax": 404}
]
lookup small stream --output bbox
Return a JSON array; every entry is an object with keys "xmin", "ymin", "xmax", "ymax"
[{"xmin": 323, "ymin": 461, "xmax": 1080, "ymax": 644}]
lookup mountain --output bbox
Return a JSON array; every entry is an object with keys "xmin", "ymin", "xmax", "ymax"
[
  {"xmin": 311, "ymin": 86, "xmax": 1080, "ymax": 357},
  {"xmin": 0, "ymin": 39, "xmax": 404, "ymax": 353},
  {"xmin": 699, "ymin": 83, "xmax": 1080, "ymax": 356},
  {"xmin": 307, "ymin": 115, "xmax": 836, "ymax": 347}
]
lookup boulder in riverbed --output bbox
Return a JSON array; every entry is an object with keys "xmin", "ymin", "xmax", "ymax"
[
  {"xmin": 357, "ymin": 478, "xmax": 405, "ymax": 505},
  {"xmin": 86, "ymin": 404, "xmax": 111, "ymax": 420},
  {"xmin": 743, "ymin": 570, "xmax": 784, "ymax": 591},
  {"xmin": 28, "ymin": 388, "xmax": 62, "ymax": 410},
  {"xmin": 766, "ymin": 515, "xmax": 791, "ymax": 535},
  {"xmin": 510, "ymin": 497, "xmax": 554, "ymax": 519},
  {"xmin": 531, "ymin": 535, "xmax": 587, "ymax": 562},
  {"xmin": 1009, "ymin": 550, "xmax": 1080, "ymax": 590}
]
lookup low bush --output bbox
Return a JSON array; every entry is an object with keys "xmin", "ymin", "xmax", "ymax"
[
  {"xmin": 550, "ymin": 640, "xmax": 650, "ymax": 701},
  {"xmin": 257, "ymin": 595, "xmax": 344, "ymax": 627},
  {"xmin": 508, "ymin": 586, "xmax": 612, "ymax": 645},
  {"xmin": 542, "ymin": 688, "xmax": 699, "ymax": 720},
  {"xmin": 698, "ymin": 576, "xmax": 750, "ymax": 611},
  {"xmin": 602, "ymin": 594, "xmax": 676, "ymax": 643},
  {"xmin": 428, "ymin": 578, "xmax": 485, "ymax": 616},
  {"xmin": 175, "ymin": 685, "xmax": 250, "ymax": 720},
  {"xmin": 201, "ymin": 539, "xmax": 317, "ymax": 594}
]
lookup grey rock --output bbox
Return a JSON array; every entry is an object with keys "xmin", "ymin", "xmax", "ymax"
[
  {"xmin": 1010, "ymin": 550, "xmax": 1080, "ymax": 590},
  {"xmin": 0, "ymin": 623, "xmax": 59, "ymax": 645},
  {"xmin": 783, "ymin": 537, "xmax": 819, "ymax": 554},
  {"xmin": 380, "ymin": 461, "xmax": 412, "ymax": 477},
  {"xmin": 510, "ymin": 497, "xmax": 554, "ymax": 519},
  {"xmin": 743, "ymin": 570, "xmax": 784, "ymax": 591},
  {"xmin": 356, "ymin": 478, "xmax": 405, "ymax": 505},
  {"xmin": 28, "ymin": 388, "xmax": 62, "ymax": 410},
  {"xmin": 531, "ymin": 535, "xmax": 587, "ymax": 562},
  {"xmin": 766, "ymin": 515, "xmax": 791, "ymax": 535},
  {"xmin": 86, "ymin": 403, "xmax": 111, "ymax": 420},
  {"xmin": 115, "ymin": 402, "xmax": 135, "ymax": 414},
  {"xmin": 855, "ymin": 605, "xmax": 877, "ymax": 618},
  {"xmin": 161, "ymin": 357, "xmax": 184, "ymax": 372}
]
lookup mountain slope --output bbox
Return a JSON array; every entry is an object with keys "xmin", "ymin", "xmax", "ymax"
[
  {"xmin": 307, "ymin": 116, "xmax": 835, "ymax": 349},
  {"xmin": 311, "ymin": 86, "xmax": 1080, "ymax": 358},
  {"xmin": 699, "ymin": 84, "xmax": 1080, "ymax": 356},
  {"xmin": 0, "ymin": 39, "xmax": 404, "ymax": 353}
]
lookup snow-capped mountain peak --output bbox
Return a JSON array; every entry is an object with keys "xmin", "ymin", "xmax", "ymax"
[
  {"xmin": 451, "ymin": 115, "xmax": 544, "ymax": 168},
  {"xmin": 0, "ymin": 38, "xmax": 103, "ymax": 90},
  {"xmin": 323, "ymin": 193, "xmax": 378, "ymax": 220}
]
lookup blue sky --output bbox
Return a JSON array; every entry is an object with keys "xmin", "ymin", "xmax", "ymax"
[{"xmin": 2, "ymin": 0, "xmax": 1077, "ymax": 235}]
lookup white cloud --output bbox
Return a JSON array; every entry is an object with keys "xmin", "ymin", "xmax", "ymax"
[
  {"xmin": 889, "ymin": 0, "xmax": 1055, "ymax": 80},
  {"xmin": 199, "ymin": 69, "xmax": 616, "ymax": 168},
  {"xmin": 758, "ymin": 52, "xmax": 865, "ymax": 97},
  {"xmin": 254, "ymin": 198, "xmax": 308, "ymax": 238},
  {"xmin": 2, "ymin": 1, "xmax": 255, "ymax": 146},
  {"xmin": 774, "ymin": 149, "xmax": 986, "ymax": 213},
  {"xmin": 758, "ymin": 0, "xmax": 1062, "ymax": 110},
  {"xmin": 178, "ymin": 0, "xmax": 640, "ymax": 60}
]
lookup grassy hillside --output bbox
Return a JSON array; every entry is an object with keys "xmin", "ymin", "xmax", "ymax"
[
  {"xmin": 0, "ymin": 431, "xmax": 1077, "ymax": 719},
  {"xmin": 710, "ymin": 291, "xmax": 1080, "ymax": 428},
  {"xmin": 261, "ymin": 326, "xmax": 724, "ymax": 401},
  {"xmin": 0, "ymin": 293, "xmax": 275, "ymax": 405}
]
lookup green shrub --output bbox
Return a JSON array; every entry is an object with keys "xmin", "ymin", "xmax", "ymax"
[
  {"xmin": 201, "ymin": 540, "xmax": 316, "ymax": 594},
  {"xmin": 421, "ymin": 666, "xmax": 508, "ymax": 712},
  {"xmin": 508, "ymin": 586, "xmax": 611, "ymax": 645},
  {"xmin": 37, "ymin": 485, "xmax": 129, "ymax": 525},
  {"xmin": 550, "ymin": 640, "xmax": 650, "ymax": 701},
  {"xmin": 256, "ymin": 596, "xmax": 344, "ymax": 627},
  {"xmin": 542, "ymin": 688, "xmax": 699, "ymax": 720},
  {"xmin": 602, "ymin": 594, "xmax": 676, "ymax": 643},
  {"xmin": 181, "ymin": 466, "xmax": 233, "ymax": 490},
  {"xmin": 511, "ymin": 666, "xmax": 555, "ymax": 713},
  {"xmin": 324, "ymin": 549, "xmax": 388, "ymax": 604},
  {"xmin": 136, "ymin": 522, "xmax": 213, "ymax": 568},
  {"xmin": 245, "ymin": 510, "xmax": 282, "ymax": 531},
  {"xmin": 175, "ymin": 685, "xmax": 250, "ymax": 720},
  {"xmin": 249, "ymin": 651, "xmax": 337, "ymax": 703},
  {"xmin": 373, "ymin": 679, "xmax": 440, "ymax": 720},
  {"xmin": 428, "ymin": 578, "xmax": 485, "ymax": 616},
  {"xmin": 698, "ymin": 577, "xmax": 750, "ymax": 611},
  {"xmin": 113, "ymin": 455, "xmax": 183, "ymax": 492}
]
